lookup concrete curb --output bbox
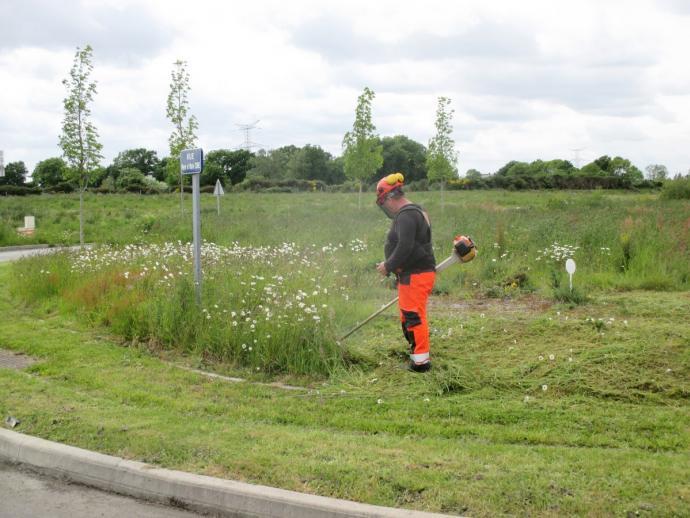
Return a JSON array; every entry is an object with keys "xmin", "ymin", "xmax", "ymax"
[{"xmin": 0, "ymin": 429, "xmax": 454, "ymax": 518}]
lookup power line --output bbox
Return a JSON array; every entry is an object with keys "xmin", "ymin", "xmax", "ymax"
[
  {"xmin": 570, "ymin": 147, "xmax": 585, "ymax": 168},
  {"xmin": 235, "ymin": 120, "xmax": 262, "ymax": 151}
]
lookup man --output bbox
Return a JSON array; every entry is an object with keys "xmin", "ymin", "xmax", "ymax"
[{"xmin": 375, "ymin": 172, "xmax": 436, "ymax": 372}]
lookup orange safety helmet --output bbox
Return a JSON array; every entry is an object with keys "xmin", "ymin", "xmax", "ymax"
[{"xmin": 376, "ymin": 172, "xmax": 405, "ymax": 205}]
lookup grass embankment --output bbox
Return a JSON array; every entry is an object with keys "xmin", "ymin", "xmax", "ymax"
[{"xmin": 1, "ymin": 261, "xmax": 688, "ymax": 516}]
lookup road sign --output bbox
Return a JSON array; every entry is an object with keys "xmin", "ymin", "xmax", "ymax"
[
  {"xmin": 565, "ymin": 258, "xmax": 576, "ymax": 292},
  {"xmin": 180, "ymin": 148, "xmax": 203, "ymax": 175},
  {"xmin": 213, "ymin": 179, "xmax": 224, "ymax": 196},
  {"xmin": 180, "ymin": 148, "xmax": 204, "ymax": 304}
]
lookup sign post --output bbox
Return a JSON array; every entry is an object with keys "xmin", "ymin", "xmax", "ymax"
[
  {"xmin": 565, "ymin": 258, "xmax": 576, "ymax": 292},
  {"xmin": 213, "ymin": 179, "xmax": 224, "ymax": 215},
  {"xmin": 180, "ymin": 148, "xmax": 204, "ymax": 304}
]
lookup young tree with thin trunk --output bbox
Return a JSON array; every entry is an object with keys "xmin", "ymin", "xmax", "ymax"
[
  {"xmin": 166, "ymin": 59, "xmax": 198, "ymax": 212},
  {"xmin": 426, "ymin": 96, "xmax": 458, "ymax": 209},
  {"xmin": 59, "ymin": 44, "xmax": 103, "ymax": 246},
  {"xmin": 342, "ymin": 87, "xmax": 383, "ymax": 208}
]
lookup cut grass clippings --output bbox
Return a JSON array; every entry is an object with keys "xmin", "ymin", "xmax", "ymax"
[{"xmin": 1, "ymin": 263, "xmax": 688, "ymax": 516}]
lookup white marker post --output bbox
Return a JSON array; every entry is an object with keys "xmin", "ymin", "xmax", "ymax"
[
  {"xmin": 213, "ymin": 179, "xmax": 224, "ymax": 216},
  {"xmin": 180, "ymin": 148, "xmax": 204, "ymax": 304},
  {"xmin": 565, "ymin": 258, "xmax": 576, "ymax": 292}
]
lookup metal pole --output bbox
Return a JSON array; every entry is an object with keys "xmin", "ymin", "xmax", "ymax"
[
  {"xmin": 216, "ymin": 194, "xmax": 220, "ymax": 216},
  {"xmin": 192, "ymin": 173, "xmax": 202, "ymax": 304}
]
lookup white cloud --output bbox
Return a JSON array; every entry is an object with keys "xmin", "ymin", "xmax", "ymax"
[{"xmin": 0, "ymin": 0, "xmax": 689, "ymax": 176}]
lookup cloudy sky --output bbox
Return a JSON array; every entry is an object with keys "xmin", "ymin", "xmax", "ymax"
[{"xmin": 1, "ymin": 0, "xmax": 689, "ymax": 176}]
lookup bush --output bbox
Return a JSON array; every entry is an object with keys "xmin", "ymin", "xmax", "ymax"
[
  {"xmin": 0, "ymin": 185, "xmax": 41, "ymax": 196},
  {"xmin": 660, "ymin": 177, "xmax": 690, "ymax": 200},
  {"xmin": 234, "ymin": 178, "xmax": 327, "ymax": 192},
  {"xmin": 44, "ymin": 181, "xmax": 76, "ymax": 193}
]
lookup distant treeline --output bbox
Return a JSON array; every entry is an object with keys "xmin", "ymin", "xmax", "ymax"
[{"xmin": 1, "ymin": 135, "xmax": 687, "ymax": 196}]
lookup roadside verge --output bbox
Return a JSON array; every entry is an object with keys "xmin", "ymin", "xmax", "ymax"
[{"xmin": 0, "ymin": 429, "xmax": 453, "ymax": 518}]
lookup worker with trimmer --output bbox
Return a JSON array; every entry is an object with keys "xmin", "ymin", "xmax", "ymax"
[{"xmin": 375, "ymin": 173, "xmax": 436, "ymax": 372}]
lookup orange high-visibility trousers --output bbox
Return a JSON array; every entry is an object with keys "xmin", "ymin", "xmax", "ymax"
[{"xmin": 398, "ymin": 271, "xmax": 435, "ymax": 365}]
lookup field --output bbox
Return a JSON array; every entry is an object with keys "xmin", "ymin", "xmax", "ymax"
[{"xmin": 1, "ymin": 190, "xmax": 689, "ymax": 516}]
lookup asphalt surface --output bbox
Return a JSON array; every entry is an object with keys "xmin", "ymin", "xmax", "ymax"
[
  {"xmin": 0, "ymin": 462, "xmax": 205, "ymax": 518},
  {"xmin": 0, "ymin": 245, "xmax": 88, "ymax": 263}
]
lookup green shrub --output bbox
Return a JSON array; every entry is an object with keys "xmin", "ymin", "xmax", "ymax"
[
  {"xmin": 0, "ymin": 185, "xmax": 42, "ymax": 196},
  {"xmin": 660, "ymin": 177, "xmax": 690, "ymax": 200}
]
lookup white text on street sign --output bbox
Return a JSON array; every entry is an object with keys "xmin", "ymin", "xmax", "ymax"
[{"xmin": 180, "ymin": 148, "xmax": 203, "ymax": 175}]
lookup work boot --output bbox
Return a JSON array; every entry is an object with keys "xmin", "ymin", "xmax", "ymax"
[{"xmin": 408, "ymin": 361, "xmax": 431, "ymax": 373}]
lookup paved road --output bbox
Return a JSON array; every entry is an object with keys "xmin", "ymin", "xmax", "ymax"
[
  {"xmin": 0, "ymin": 462, "xmax": 206, "ymax": 518},
  {"xmin": 0, "ymin": 245, "xmax": 88, "ymax": 263}
]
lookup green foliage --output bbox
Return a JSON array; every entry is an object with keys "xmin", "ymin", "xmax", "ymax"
[
  {"xmin": 113, "ymin": 148, "xmax": 160, "ymax": 176},
  {"xmin": 166, "ymin": 60, "xmax": 198, "ymax": 199},
  {"xmin": 583, "ymin": 155, "xmax": 644, "ymax": 182},
  {"xmin": 234, "ymin": 177, "xmax": 327, "ymax": 192},
  {"xmin": 0, "ymin": 185, "xmax": 41, "ymax": 196},
  {"xmin": 59, "ymin": 44, "xmax": 103, "ymax": 190},
  {"xmin": 115, "ymin": 167, "xmax": 146, "ymax": 191},
  {"xmin": 465, "ymin": 169, "xmax": 482, "ymax": 180},
  {"xmin": 32, "ymin": 158, "xmax": 68, "ymax": 188},
  {"xmin": 166, "ymin": 60, "xmax": 198, "ymax": 157},
  {"xmin": 342, "ymin": 87, "xmax": 383, "ymax": 186},
  {"xmin": 0, "ymin": 161, "xmax": 27, "ymax": 186},
  {"xmin": 645, "ymin": 164, "xmax": 668, "ymax": 181},
  {"xmin": 379, "ymin": 135, "xmax": 427, "ymax": 182},
  {"xmin": 247, "ymin": 146, "xmax": 299, "ymax": 180},
  {"xmin": 286, "ymin": 144, "xmax": 345, "ymax": 184},
  {"xmin": 660, "ymin": 176, "xmax": 690, "ymax": 200},
  {"xmin": 202, "ymin": 149, "xmax": 253, "ymax": 186},
  {"xmin": 426, "ymin": 96, "xmax": 458, "ymax": 184}
]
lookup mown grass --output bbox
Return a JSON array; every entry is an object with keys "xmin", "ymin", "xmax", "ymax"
[{"xmin": 1, "ymin": 262, "xmax": 688, "ymax": 516}]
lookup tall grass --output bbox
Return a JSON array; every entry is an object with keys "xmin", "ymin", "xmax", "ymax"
[
  {"xmin": 6, "ymin": 190, "xmax": 690, "ymax": 378},
  {"xmin": 10, "ymin": 241, "xmax": 377, "ymax": 376}
]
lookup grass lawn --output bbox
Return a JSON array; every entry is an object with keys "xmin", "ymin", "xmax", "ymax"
[{"xmin": 1, "ymin": 256, "xmax": 688, "ymax": 516}]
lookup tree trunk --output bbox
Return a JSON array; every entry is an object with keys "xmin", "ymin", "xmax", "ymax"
[
  {"xmin": 358, "ymin": 181, "xmax": 362, "ymax": 209},
  {"xmin": 441, "ymin": 182, "xmax": 445, "ymax": 213},
  {"xmin": 79, "ymin": 188, "xmax": 84, "ymax": 246}
]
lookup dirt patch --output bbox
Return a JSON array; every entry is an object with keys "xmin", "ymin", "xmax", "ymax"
[
  {"xmin": 0, "ymin": 349, "xmax": 37, "ymax": 370},
  {"xmin": 430, "ymin": 294, "xmax": 552, "ymax": 315}
]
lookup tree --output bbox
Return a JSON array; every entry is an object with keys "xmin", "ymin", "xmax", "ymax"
[
  {"xmin": 0, "ymin": 161, "xmax": 27, "ymax": 186},
  {"xmin": 286, "ymin": 145, "xmax": 345, "ymax": 184},
  {"xmin": 202, "ymin": 149, "xmax": 253, "ymax": 186},
  {"xmin": 247, "ymin": 146, "xmax": 299, "ymax": 180},
  {"xmin": 496, "ymin": 160, "xmax": 520, "ymax": 176},
  {"xmin": 59, "ymin": 44, "xmax": 103, "ymax": 245},
  {"xmin": 342, "ymin": 86, "xmax": 383, "ymax": 207},
  {"xmin": 609, "ymin": 156, "xmax": 643, "ymax": 181},
  {"xmin": 379, "ymin": 135, "xmax": 427, "ymax": 183},
  {"xmin": 113, "ymin": 148, "xmax": 160, "ymax": 177},
  {"xmin": 32, "ymin": 158, "xmax": 67, "ymax": 188},
  {"xmin": 645, "ymin": 164, "xmax": 668, "ymax": 181},
  {"xmin": 426, "ymin": 96, "xmax": 458, "ymax": 208},
  {"xmin": 465, "ymin": 169, "xmax": 482, "ymax": 180},
  {"xmin": 166, "ymin": 60, "xmax": 198, "ymax": 210},
  {"xmin": 115, "ymin": 167, "xmax": 147, "ymax": 191}
]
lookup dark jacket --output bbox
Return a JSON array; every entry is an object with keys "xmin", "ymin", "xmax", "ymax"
[{"xmin": 384, "ymin": 204, "xmax": 436, "ymax": 275}]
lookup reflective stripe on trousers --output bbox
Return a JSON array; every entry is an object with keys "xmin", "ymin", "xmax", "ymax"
[{"xmin": 398, "ymin": 271, "xmax": 435, "ymax": 365}]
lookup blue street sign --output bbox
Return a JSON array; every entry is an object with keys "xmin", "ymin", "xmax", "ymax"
[{"xmin": 180, "ymin": 148, "xmax": 204, "ymax": 175}]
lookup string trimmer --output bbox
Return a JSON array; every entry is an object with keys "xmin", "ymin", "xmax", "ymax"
[{"xmin": 338, "ymin": 235, "xmax": 476, "ymax": 342}]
